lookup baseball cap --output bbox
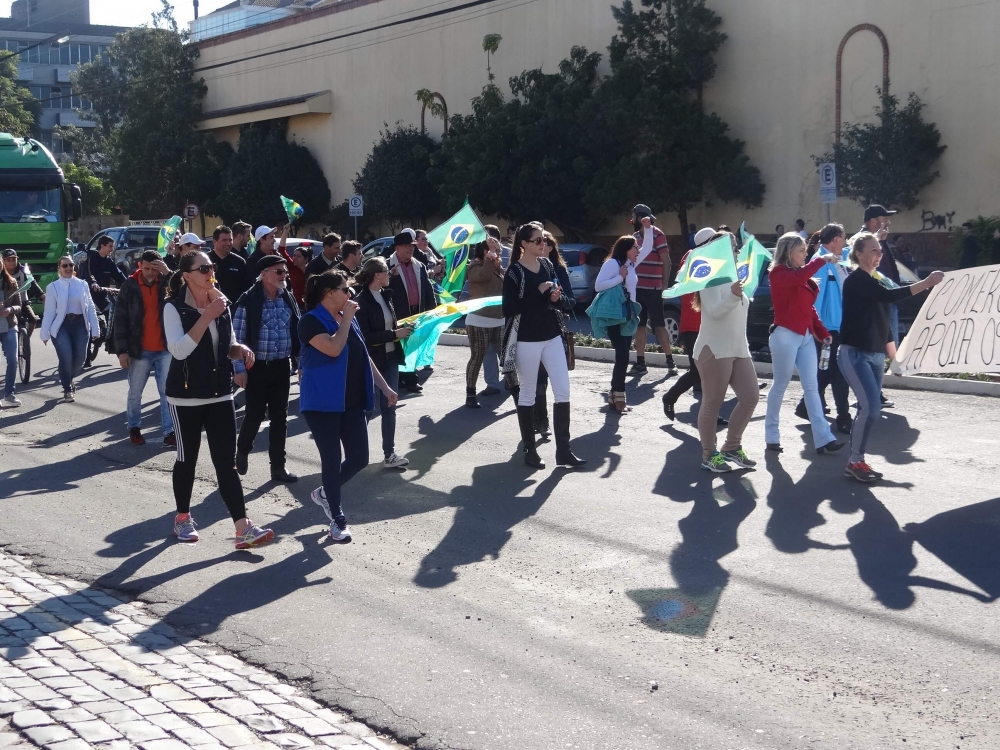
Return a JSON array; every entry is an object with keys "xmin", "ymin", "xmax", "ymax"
[
  {"xmin": 402, "ymin": 228, "xmax": 417, "ymax": 241},
  {"xmin": 257, "ymin": 254, "xmax": 287, "ymax": 273},
  {"xmin": 632, "ymin": 204, "xmax": 656, "ymax": 224},
  {"xmin": 178, "ymin": 232, "xmax": 203, "ymax": 246},
  {"xmin": 1, "ymin": 248, "xmax": 17, "ymax": 258},
  {"xmin": 863, "ymin": 205, "xmax": 896, "ymax": 223},
  {"xmin": 693, "ymin": 227, "xmax": 716, "ymax": 247},
  {"xmin": 393, "ymin": 232, "xmax": 414, "ymax": 247},
  {"xmin": 254, "ymin": 225, "xmax": 275, "ymax": 242}
]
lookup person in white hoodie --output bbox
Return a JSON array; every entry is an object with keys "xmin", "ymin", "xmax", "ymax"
[
  {"xmin": 691, "ymin": 232, "xmax": 759, "ymax": 473},
  {"xmin": 39, "ymin": 256, "xmax": 100, "ymax": 403},
  {"xmin": 591, "ymin": 217, "xmax": 655, "ymax": 412}
]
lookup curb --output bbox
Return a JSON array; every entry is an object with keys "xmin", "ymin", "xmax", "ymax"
[{"xmin": 438, "ymin": 333, "xmax": 1000, "ymax": 398}]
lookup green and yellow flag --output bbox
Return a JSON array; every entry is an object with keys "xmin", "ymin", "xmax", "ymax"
[
  {"xmin": 425, "ymin": 201, "xmax": 487, "ymax": 303},
  {"xmin": 662, "ymin": 235, "xmax": 738, "ymax": 298},
  {"xmin": 736, "ymin": 224, "xmax": 773, "ymax": 301},
  {"xmin": 398, "ymin": 296, "xmax": 501, "ymax": 372},
  {"xmin": 157, "ymin": 216, "xmax": 182, "ymax": 257},
  {"xmin": 281, "ymin": 196, "xmax": 304, "ymax": 224}
]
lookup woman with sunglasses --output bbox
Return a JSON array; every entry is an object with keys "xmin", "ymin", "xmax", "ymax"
[
  {"xmin": 39, "ymin": 255, "xmax": 100, "ymax": 403},
  {"xmin": 356, "ymin": 256, "xmax": 411, "ymax": 469},
  {"xmin": 299, "ymin": 270, "xmax": 399, "ymax": 542},
  {"xmin": 532, "ymin": 231, "xmax": 575, "ymax": 435},
  {"xmin": 162, "ymin": 252, "xmax": 274, "ymax": 549},
  {"xmin": 500, "ymin": 222, "xmax": 584, "ymax": 469},
  {"xmin": 838, "ymin": 233, "xmax": 944, "ymax": 483}
]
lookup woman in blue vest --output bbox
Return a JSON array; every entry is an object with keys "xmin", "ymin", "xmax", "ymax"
[
  {"xmin": 299, "ymin": 270, "xmax": 398, "ymax": 543},
  {"xmin": 163, "ymin": 251, "xmax": 274, "ymax": 550}
]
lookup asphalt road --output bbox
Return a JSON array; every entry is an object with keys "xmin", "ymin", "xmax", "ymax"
[{"xmin": 1, "ymin": 342, "xmax": 998, "ymax": 750}]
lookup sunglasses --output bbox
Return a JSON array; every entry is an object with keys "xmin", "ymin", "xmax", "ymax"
[
  {"xmin": 268, "ymin": 268, "xmax": 288, "ymax": 277},
  {"xmin": 524, "ymin": 237, "xmax": 545, "ymax": 246},
  {"xmin": 59, "ymin": 263, "xmax": 74, "ymax": 269},
  {"xmin": 190, "ymin": 263, "xmax": 217, "ymax": 275}
]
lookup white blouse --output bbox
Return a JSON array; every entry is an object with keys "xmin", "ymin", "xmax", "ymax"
[
  {"xmin": 593, "ymin": 227, "xmax": 656, "ymax": 300},
  {"xmin": 693, "ymin": 283, "xmax": 751, "ymax": 360}
]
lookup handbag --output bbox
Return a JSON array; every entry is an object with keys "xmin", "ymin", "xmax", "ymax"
[{"xmin": 558, "ymin": 311, "xmax": 576, "ymax": 371}]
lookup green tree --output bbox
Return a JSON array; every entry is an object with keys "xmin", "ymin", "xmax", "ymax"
[
  {"xmin": 353, "ymin": 123, "xmax": 440, "ymax": 232},
  {"xmin": 817, "ymin": 89, "xmax": 946, "ymax": 210},
  {"xmin": 587, "ymin": 0, "xmax": 764, "ymax": 233},
  {"xmin": 216, "ymin": 120, "xmax": 330, "ymax": 227},
  {"xmin": 61, "ymin": 161, "xmax": 117, "ymax": 215},
  {"xmin": 431, "ymin": 46, "xmax": 607, "ymax": 239},
  {"xmin": 73, "ymin": 2, "xmax": 223, "ymax": 217},
  {"xmin": 0, "ymin": 56, "xmax": 37, "ymax": 136}
]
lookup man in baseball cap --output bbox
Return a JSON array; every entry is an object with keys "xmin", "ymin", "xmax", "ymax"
[
  {"xmin": 244, "ymin": 226, "xmax": 280, "ymax": 290},
  {"xmin": 178, "ymin": 233, "xmax": 204, "ymax": 255},
  {"xmin": 232, "ymin": 252, "xmax": 300, "ymax": 483},
  {"xmin": 628, "ymin": 203, "xmax": 678, "ymax": 377}
]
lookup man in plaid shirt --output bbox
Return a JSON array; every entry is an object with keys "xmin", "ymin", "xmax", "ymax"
[
  {"xmin": 629, "ymin": 204, "xmax": 678, "ymax": 376},
  {"xmin": 232, "ymin": 255, "xmax": 301, "ymax": 483}
]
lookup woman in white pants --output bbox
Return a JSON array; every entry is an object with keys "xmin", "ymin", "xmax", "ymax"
[
  {"xmin": 764, "ymin": 233, "xmax": 843, "ymax": 454},
  {"xmin": 500, "ymin": 222, "xmax": 584, "ymax": 470}
]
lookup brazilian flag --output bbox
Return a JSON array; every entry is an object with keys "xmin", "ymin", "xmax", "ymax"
[
  {"xmin": 157, "ymin": 216, "xmax": 182, "ymax": 257},
  {"xmin": 662, "ymin": 235, "xmax": 738, "ymax": 298},
  {"xmin": 281, "ymin": 195, "xmax": 304, "ymax": 224},
  {"xmin": 736, "ymin": 224, "xmax": 773, "ymax": 301},
  {"xmin": 425, "ymin": 200, "xmax": 487, "ymax": 302}
]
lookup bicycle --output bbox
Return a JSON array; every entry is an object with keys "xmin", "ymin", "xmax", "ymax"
[{"xmin": 17, "ymin": 317, "xmax": 32, "ymax": 384}]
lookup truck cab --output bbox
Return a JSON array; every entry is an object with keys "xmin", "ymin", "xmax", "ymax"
[{"xmin": 0, "ymin": 132, "xmax": 82, "ymax": 293}]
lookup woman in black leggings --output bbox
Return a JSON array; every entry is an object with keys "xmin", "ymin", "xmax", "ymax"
[{"xmin": 163, "ymin": 251, "xmax": 274, "ymax": 550}]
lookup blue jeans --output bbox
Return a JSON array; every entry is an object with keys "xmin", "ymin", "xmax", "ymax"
[
  {"xmin": 838, "ymin": 345, "xmax": 884, "ymax": 463},
  {"xmin": 889, "ymin": 305, "xmax": 899, "ymax": 347},
  {"xmin": 302, "ymin": 408, "xmax": 369, "ymax": 528},
  {"xmin": 0, "ymin": 329, "xmax": 16, "ymax": 397},
  {"xmin": 51, "ymin": 317, "xmax": 89, "ymax": 392},
  {"xmin": 368, "ymin": 360, "xmax": 399, "ymax": 458},
  {"xmin": 126, "ymin": 349, "xmax": 173, "ymax": 436},
  {"xmin": 765, "ymin": 327, "xmax": 835, "ymax": 449},
  {"xmin": 483, "ymin": 342, "xmax": 500, "ymax": 389}
]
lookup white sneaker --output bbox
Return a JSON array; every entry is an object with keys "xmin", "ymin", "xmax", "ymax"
[
  {"xmin": 328, "ymin": 522, "xmax": 352, "ymax": 543},
  {"xmin": 1, "ymin": 395, "xmax": 20, "ymax": 408},
  {"xmin": 383, "ymin": 453, "xmax": 409, "ymax": 469},
  {"xmin": 310, "ymin": 486, "xmax": 334, "ymax": 523},
  {"xmin": 62, "ymin": 391, "xmax": 75, "ymax": 403}
]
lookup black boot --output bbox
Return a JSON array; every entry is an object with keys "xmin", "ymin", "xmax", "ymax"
[
  {"xmin": 553, "ymin": 402, "xmax": 586, "ymax": 467},
  {"xmin": 534, "ymin": 384, "xmax": 550, "ymax": 437},
  {"xmin": 465, "ymin": 387, "xmax": 481, "ymax": 409},
  {"xmin": 517, "ymin": 406, "xmax": 545, "ymax": 469}
]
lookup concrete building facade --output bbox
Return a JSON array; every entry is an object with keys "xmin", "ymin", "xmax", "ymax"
[{"xmin": 192, "ymin": 0, "xmax": 1000, "ymax": 254}]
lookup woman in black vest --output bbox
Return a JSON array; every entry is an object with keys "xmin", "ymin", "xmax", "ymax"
[
  {"xmin": 163, "ymin": 251, "xmax": 274, "ymax": 550},
  {"xmin": 356, "ymin": 257, "xmax": 412, "ymax": 469}
]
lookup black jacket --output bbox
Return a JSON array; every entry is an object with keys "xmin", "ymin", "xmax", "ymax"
[
  {"xmin": 233, "ymin": 282, "xmax": 301, "ymax": 360},
  {"xmin": 356, "ymin": 286, "xmax": 401, "ymax": 372},
  {"xmin": 165, "ymin": 296, "xmax": 235, "ymax": 400},
  {"xmin": 82, "ymin": 250, "xmax": 127, "ymax": 310},
  {"xmin": 388, "ymin": 256, "xmax": 436, "ymax": 315},
  {"xmin": 113, "ymin": 272, "xmax": 169, "ymax": 359},
  {"xmin": 305, "ymin": 253, "xmax": 338, "ymax": 279},
  {"xmin": 209, "ymin": 250, "xmax": 248, "ymax": 303}
]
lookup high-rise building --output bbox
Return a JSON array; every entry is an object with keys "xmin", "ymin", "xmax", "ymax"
[{"xmin": 1, "ymin": 0, "xmax": 124, "ymax": 155}]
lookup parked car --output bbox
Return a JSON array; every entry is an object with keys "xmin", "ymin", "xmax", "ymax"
[
  {"xmin": 283, "ymin": 238, "xmax": 322, "ymax": 261},
  {"xmin": 558, "ymin": 243, "xmax": 605, "ymax": 306},
  {"xmin": 74, "ymin": 225, "xmax": 164, "ymax": 276}
]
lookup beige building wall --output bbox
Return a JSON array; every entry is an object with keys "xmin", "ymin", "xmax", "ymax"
[{"xmin": 194, "ymin": 0, "xmax": 1000, "ymax": 242}]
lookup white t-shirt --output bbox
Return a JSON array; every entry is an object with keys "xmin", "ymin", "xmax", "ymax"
[{"xmin": 373, "ymin": 290, "xmax": 396, "ymax": 353}]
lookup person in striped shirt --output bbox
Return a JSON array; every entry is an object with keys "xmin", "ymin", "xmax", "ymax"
[{"xmin": 628, "ymin": 204, "xmax": 677, "ymax": 376}]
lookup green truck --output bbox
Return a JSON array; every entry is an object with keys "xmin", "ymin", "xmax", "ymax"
[{"xmin": 0, "ymin": 132, "xmax": 82, "ymax": 295}]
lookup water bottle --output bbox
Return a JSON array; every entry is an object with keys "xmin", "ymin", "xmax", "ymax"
[{"xmin": 819, "ymin": 342, "xmax": 831, "ymax": 371}]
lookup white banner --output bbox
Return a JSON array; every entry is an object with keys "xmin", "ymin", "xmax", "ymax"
[{"xmin": 895, "ymin": 264, "xmax": 1000, "ymax": 375}]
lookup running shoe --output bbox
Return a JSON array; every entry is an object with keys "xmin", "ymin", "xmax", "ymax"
[
  {"xmin": 627, "ymin": 362, "xmax": 648, "ymax": 375},
  {"xmin": 173, "ymin": 514, "xmax": 199, "ymax": 543},
  {"xmin": 129, "ymin": 428, "xmax": 145, "ymax": 446},
  {"xmin": 62, "ymin": 391, "xmax": 74, "ymax": 403},
  {"xmin": 844, "ymin": 461, "xmax": 879, "ymax": 483},
  {"xmin": 384, "ymin": 453, "xmax": 410, "ymax": 469},
  {"xmin": 328, "ymin": 522, "xmax": 352, "ymax": 543},
  {"xmin": 235, "ymin": 521, "xmax": 274, "ymax": 550},
  {"xmin": 701, "ymin": 452, "xmax": 732, "ymax": 473},
  {"xmin": 163, "ymin": 433, "xmax": 177, "ymax": 449},
  {"xmin": 722, "ymin": 447, "xmax": 757, "ymax": 469},
  {"xmin": 2, "ymin": 395, "xmax": 21, "ymax": 408},
  {"xmin": 880, "ymin": 393, "xmax": 894, "ymax": 408},
  {"xmin": 310, "ymin": 486, "xmax": 334, "ymax": 522}
]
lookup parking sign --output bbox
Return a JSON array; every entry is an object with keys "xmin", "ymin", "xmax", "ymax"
[
  {"xmin": 349, "ymin": 195, "xmax": 364, "ymax": 217},
  {"xmin": 819, "ymin": 163, "xmax": 837, "ymax": 204}
]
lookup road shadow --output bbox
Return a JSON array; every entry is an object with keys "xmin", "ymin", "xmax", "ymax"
[
  {"xmin": 412, "ymin": 455, "xmax": 567, "ymax": 589},
  {"xmin": 904, "ymin": 497, "xmax": 1000, "ymax": 602},
  {"xmin": 764, "ymin": 451, "xmax": 850, "ymax": 554},
  {"xmin": 404, "ymin": 405, "xmax": 508, "ymax": 480}
]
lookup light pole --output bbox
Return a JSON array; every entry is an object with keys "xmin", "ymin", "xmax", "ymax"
[{"xmin": 0, "ymin": 33, "xmax": 71, "ymax": 65}]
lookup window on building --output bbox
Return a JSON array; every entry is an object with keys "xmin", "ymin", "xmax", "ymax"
[
  {"xmin": 79, "ymin": 44, "xmax": 90, "ymax": 64},
  {"xmin": 59, "ymin": 43, "xmax": 70, "ymax": 65}
]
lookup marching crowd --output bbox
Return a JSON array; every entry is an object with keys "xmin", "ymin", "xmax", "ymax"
[{"xmin": 0, "ymin": 201, "xmax": 944, "ymax": 549}]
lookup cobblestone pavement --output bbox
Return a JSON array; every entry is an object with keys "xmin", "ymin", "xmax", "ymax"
[{"xmin": 0, "ymin": 551, "xmax": 406, "ymax": 750}]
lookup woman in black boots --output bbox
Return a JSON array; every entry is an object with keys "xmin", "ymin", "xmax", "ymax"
[
  {"xmin": 533, "ymin": 231, "xmax": 575, "ymax": 436},
  {"xmin": 500, "ymin": 222, "xmax": 584, "ymax": 469}
]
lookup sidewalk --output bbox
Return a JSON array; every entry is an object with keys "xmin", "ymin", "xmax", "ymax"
[{"xmin": 0, "ymin": 551, "xmax": 405, "ymax": 750}]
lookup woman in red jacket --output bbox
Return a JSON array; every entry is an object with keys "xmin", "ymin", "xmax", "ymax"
[{"xmin": 765, "ymin": 233, "xmax": 843, "ymax": 454}]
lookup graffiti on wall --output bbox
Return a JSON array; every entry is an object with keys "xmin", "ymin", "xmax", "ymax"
[{"xmin": 920, "ymin": 210, "xmax": 957, "ymax": 232}]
